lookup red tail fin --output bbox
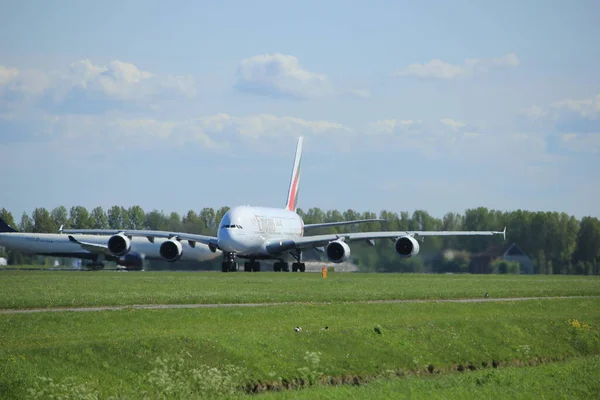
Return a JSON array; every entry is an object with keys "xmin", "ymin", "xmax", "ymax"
[{"xmin": 285, "ymin": 137, "xmax": 303, "ymax": 212}]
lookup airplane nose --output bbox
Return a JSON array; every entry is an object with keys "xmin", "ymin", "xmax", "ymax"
[{"xmin": 218, "ymin": 228, "xmax": 242, "ymax": 252}]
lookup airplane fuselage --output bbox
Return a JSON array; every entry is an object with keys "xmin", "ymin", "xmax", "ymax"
[
  {"xmin": 0, "ymin": 233, "xmax": 219, "ymax": 263},
  {"xmin": 217, "ymin": 206, "xmax": 304, "ymax": 258}
]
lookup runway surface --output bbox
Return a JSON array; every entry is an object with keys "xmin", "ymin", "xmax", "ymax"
[{"xmin": 1, "ymin": 295, "xmax": 598, "ymax": 315}]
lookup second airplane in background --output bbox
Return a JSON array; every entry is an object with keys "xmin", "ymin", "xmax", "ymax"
[
  {"xmin": 62, "ymin": 137, "xmax": 506, "ymax": 272},
  {"xmin": 0, "ymin": 217, "xmax": 220, "ymax": 270}
]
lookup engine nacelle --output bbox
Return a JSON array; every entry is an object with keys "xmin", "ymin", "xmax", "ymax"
[
  {"xmin": 159, "ymin": 239, "xmax": 183, "ymax": 262},
  {"xmin": 325, "ymin": 240, "xmax": 351, "ymax": 263},
  {"xmin": 107, "ymin": 233, "xmax": 132, "ymax": 257},
  {"xmin": 395, "ymin": 235, "xmax": 420, "ymax": 258},
  {"xmin": 117, "ymin": 252, "xmax": 145, "ymax": 271}
]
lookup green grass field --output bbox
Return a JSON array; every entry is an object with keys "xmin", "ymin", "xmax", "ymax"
[
  {"xmin": 0, "ymin": 264, "xmax": 57, "ymax": 270},
  {"xmin": 253, "ymin": 356, "xmax": 600, "ymax": 399},
  {"xmin": 1, "ymin": 271, "xmax": 599, "ymax": 399},
  {"xmin": 1, "ymin": 270, "xmax": 599, "ymax": 309}
]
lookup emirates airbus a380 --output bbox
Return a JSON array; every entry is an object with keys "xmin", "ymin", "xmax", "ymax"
[{"xmin": 62, "ymin": 137, "xmax": 506, "ymax": 272}]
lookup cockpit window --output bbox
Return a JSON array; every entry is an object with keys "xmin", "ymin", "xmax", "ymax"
[{"xmin": 220, "ymin": 225, "xmax": 243, "ymax": 229}]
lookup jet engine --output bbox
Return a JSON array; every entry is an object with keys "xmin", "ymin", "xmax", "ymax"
[
  {"xmin": 107, "ymin": 233, "xmax": 132, "ymax": 257},
  {"xmin": 117, "ymin": 252, "xmax": 145, "ymax": 271},
  {"xmin": 394, "ymin": 235, "xmax": 420, "ymax": 258},
  {"xmin": 326, "ymin": 240, "xmax": 351, "ymax": 263},
  {"xmin": 160, "ymin": 239, "xmax": 183, "ymax": 262}
]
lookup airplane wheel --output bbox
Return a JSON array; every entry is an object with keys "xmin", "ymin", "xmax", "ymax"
[
  {"xmin": 87, "ymin": 263, "xmax": 105, "ymax": 271},
  {"xmin": 292, "ymin": 262, "xmax": 305, "ymax": 272}
]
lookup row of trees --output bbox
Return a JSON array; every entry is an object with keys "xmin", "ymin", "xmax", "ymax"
[{"xmin": 1, "ymin": 206, "xmax": 599, "ymax": 275}]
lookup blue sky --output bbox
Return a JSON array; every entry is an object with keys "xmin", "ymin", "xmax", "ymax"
[{"xmin": 1, "ymin": 0, "xmax": 599, "ymax": 223}]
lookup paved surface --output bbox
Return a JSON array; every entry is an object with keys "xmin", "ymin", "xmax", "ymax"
[{"xmin": 1, "ymin": 295, "xmax": 598, "ymax": 315}]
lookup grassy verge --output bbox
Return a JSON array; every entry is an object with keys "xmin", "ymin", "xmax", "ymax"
[
  {"xmin": 0, "ymin": 264, "xmax": 60, "ymax": 270},
  {"xmin": 1, "ymin": 271, "xmax": 599, "ymax": 309},
  {"xmin": 252, "ymin": 355, "xmax": 600, "ymax": 399},
  {"xmin": 1, "ymin": 298, "xmax": 599, "ymax": 398}
]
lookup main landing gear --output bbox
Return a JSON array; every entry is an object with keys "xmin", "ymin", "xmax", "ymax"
[
  {"xmin": 272, "ymin": 249, "xmax": 306, "ymax": 272},
  {"xmin": 220, "ymin": 258, "xmax": 259, "ymax": 272},
  {"xmin": 85, "ymin": 262, "xmax": 105, "ymax": 271},
  {"xmin": 244, "ymin": 260, "xmax": 260, "ymax": 272},
  {"xmin": 273, "ymin": 261, "xmax": 306, "ymax": 272},
  {"xmin": 85, "ymin": 254, "xmax": 105, "ymax": 271},
  {"xmin": 289, "ymin": 250, "xmax": 306, "ymax": 272},
  {"xmin": 219, "ymin": 251, "xmax": 306, "ymax": 272},
  {"xmin": 292, "ymin": 262, "xmax": 306, "ymax": 272},
  {"xmin": 273, "ymin": 261, "xmax": 289, "ymax": 272}
]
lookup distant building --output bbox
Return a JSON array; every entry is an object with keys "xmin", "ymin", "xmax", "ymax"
[{"xmin": 470, "ymin": 243, "xmax": 534, "ymax": 274}]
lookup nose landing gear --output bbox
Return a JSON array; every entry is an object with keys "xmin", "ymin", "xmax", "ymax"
[{"xmin": 221, "ymin": 252, "xmax": 238, "ymax": 272}]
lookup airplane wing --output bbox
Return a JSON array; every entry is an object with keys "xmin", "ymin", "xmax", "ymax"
[
  {"xmin": 60, "ymin": 226, "xmax": 505, "ymax": 254},
  {"xmin": 265, "ymin": 228, "xmax": 506, "ymax": 253},
  {"xmin": 303, "ymin": 219, "xmax": 384, "ymax": 231},
  {"xmin": 67, "ymin": 235, "xmax": 114, "ymax": 256},
  {"xmin": 60, "ymin": 228, "xmax": 219, "ymax": 249}
]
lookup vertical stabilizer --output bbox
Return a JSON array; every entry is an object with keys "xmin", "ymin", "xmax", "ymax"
[
  {"xmin": 0, "ymin": 216, "xmax": 17, "ymax": 233},
  {"xmin": 285, "ymin": 137, "xmax": 303, "ymax": 212}
]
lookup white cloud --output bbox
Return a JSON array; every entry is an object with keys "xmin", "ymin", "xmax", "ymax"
[
  {"xmin": 394, "ymin": 53, "xmax": 520, "ymax": 79},
  {"xmin": 227, "ymin": 114, "xmax": 351, "ymax": 138},
  {"xmin": 6, "ymin": 108, "xmax": 595, "ymax": 163},
  {"xmin": 0, "ymin": 66, "xmax": 20, "ymax": 86},
  {"xmin": 4, "ymin": 110, "xmax": 492, "ymax": 156},
  {"xmin": 31, "ymin": 113, "xmax": 217, "ymax": 151},
  {"xmin": 361, "ymin": 116, "xmax": 530, "ymax": 160},
  {"xmin": 521, "ymin": 93, "xmax": 600, "ymax": 135},
  {"xmin": 367, "ymin": 119, "xmax": 419, "ymax": 135},
  {"xmin": 0, "ymin": 67, "xmax": 54, "ymax": 98},
  {"xmin": 234, "ymin": 53, "xmax": 333, "ymax": 99},
  {"xmin": 441, "ymin": 131, "xmax": 553, "ymax": 169},
  {"xmin": 440, "ymin": 117, "xmax": 466, "ymax": 130},
  {"xmin": 521, "ymin": 105, "xmax": 548, "ymax": 119},
  {"xmin": 63, "ymin": 59, "xmax": 196, "ymax": 101},
  {"xmin": 117, "ymin": 118, "xmax": 216, "ymax": 148},
  {"xmin": 560, "ymin": 133, "xmax": 600, "ymax": 154},
  {"xmin": 348, "ymin": 89, "xmax": 371, "ymax": 98},
  {"xmin": 359, "ymin": 117, "xmax": 553, "ymax": 166},
  {"xmin": 18, "ymin": 112, "xmax": 353, "ymax": 151},
  {"xmin": 524, "ymin": 93, "xmax": 600, "ymax": 122},
  {"xmin": 395, "ymin": 59, "xmax": 465, "ymax": 79},
  {"xmin": 0, "ymin": 59, "xmax": 196, "ymax": 112},
  {"xmin": 552, "ymin": 93, "xmax": 600, "ymax": 119},
  {"xmin": 462, "ymin": 132, "xmax": 480, "ymax": 139}
]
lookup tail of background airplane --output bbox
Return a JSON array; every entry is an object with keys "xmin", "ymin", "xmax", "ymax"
[
  {"xmin": 0, "ymin": 216, "xmax": 17, "ymax": 233},
  {"xmin": 285, "ymin": 137, "xmax": 303, "ymax": 213}
]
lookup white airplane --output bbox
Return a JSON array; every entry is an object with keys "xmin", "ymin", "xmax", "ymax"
[
  {"xmin": 62, "ymin": 137, "xmax": 506, "ymax": 273},
  {"xmin": 0, "ymin": 217, "xmax": 221, "ymax": 270}
]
